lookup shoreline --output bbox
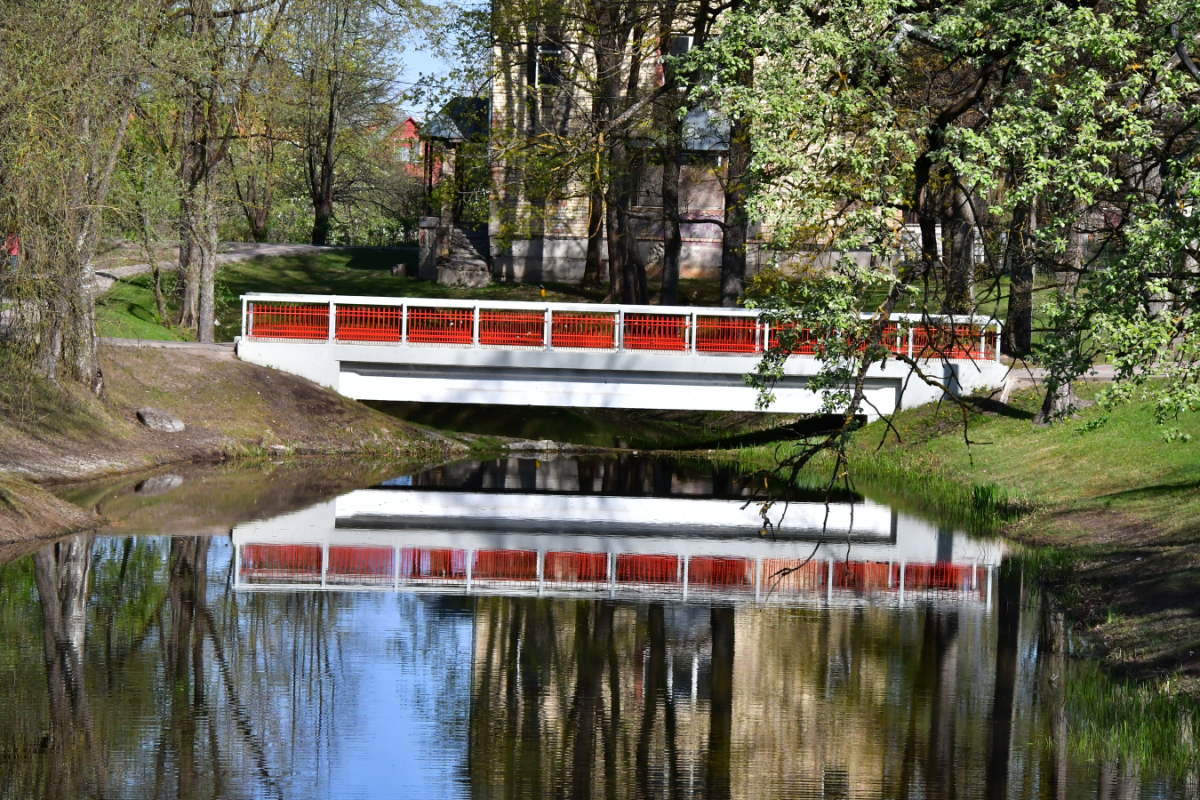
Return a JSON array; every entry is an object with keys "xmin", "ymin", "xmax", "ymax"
[{"xmin": 0, "ymin": 340, "xmax": 467, "ymax": 544}]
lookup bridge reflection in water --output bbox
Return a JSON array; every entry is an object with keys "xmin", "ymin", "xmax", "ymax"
[{"xmin": 232, "ymin": 456, "xmax": 1002, "ymax": 609}]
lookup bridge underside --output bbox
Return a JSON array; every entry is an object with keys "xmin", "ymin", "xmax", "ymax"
[{"xmin": 237, "ymin": 340, "xmax": 1008, "ymax": 417}]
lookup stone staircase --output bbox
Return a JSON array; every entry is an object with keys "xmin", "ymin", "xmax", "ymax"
[{"xmin": 437, "ymin": 225, "xmax": 491, "ymax": 287}]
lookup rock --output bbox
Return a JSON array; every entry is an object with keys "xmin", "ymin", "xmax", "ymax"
[
  {"xmin": 508, "ymin": 439, "xmax": 560, "ymax": 452},
  {"xmin": 136, "ymin": 407, "xmax": 184, "ymax": 433},
  {"xmin": 135, "ymin": 474, "xmax": 183, "ymax": 496},
  {"xmin": 437, "ymin": 262, "xmax": 492, "ymax": 288}
]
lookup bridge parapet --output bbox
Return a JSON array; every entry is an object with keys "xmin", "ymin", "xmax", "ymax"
[
  {"xmin": 240, "ymin": 293, "xmax": 1002, "ymax": 362},
  {"xmin": 236, "ymin": 293, "xmax": 1007, "ymax": 414}
]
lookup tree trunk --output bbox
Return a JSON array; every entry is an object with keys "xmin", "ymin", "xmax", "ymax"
[
  {"xmin": 707, "ymin": 605, "xmax": 734, "ymax": 800},
  {"xmin": 944, "ymin": 182, "xmax": 976, "ymax": 314},
  {"xmin": 657, "ymin": 0, "xmax": 683, "ymax": 306},
  {"xmin": 583, "ymin": 185, "xmax": 605, "ymax": 287},
  {"xmin": 986, "ymin": 561, "xmax": 1022, "ymax": 800},
  {"xmin": 1004, "ymin": 199, "xmax": 1036, "ymax": 356},
  {"xmin": 720, "ymin": 26, "xmax": 751, "ymax": 308},
  {"xmin": 605, "ymin": 176, "xmax": 625, "ymax": 302},
  {"xmin": 660, "ymin": 128, "xmax": 683, "ymax": 306},
  {"xmin": 312, "ymin": 199, "xmax": 334, "ymax": 246},
  {"xmin": 1036, "ymin": 217, "xmax": 1084, "ymax": 423}
]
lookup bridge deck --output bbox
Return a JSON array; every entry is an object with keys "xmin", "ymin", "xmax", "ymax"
[{"xmin": 236, "ymin": 294, "xmax": 1007, "ymax": 414}]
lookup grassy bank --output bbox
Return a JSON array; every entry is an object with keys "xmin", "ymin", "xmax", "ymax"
[
  {"xmin": 742, "ymin": 383, "xmax": 1200, "ymax": 691},
  {"xmin": 95, "ymin": 247, "xmax": 731, "ymax": 342},
  {"xmin": 0, "ymin": 342, "xmax": 465, "ymax": 542}
]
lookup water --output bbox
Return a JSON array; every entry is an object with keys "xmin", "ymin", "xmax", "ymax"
[{"xmin": 1, "ymin": 456, "xmax": 1193, "ymax": 798}]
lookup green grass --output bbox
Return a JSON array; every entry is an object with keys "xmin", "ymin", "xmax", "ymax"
[
  {"xmin": 96, "ymin": 278, "xmax": 193, "ymax": 341},
  {"xmin": 848, "ymin": 384, "xmax": 1200, "ymax": 527},
  {"xmin": 94, "ymin": 247, "xmax": 744, "ymax": 342}
]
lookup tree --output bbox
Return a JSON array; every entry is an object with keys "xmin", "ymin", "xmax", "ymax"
[
  {"xmin": 692, "ymin": 0, "xmax": 1200, "ymax": 490},
  {"xmin": 287, "ymin": 0, "xmax": 403, "ymax": 245},
  {"xmin": 172, "ymin": 0, "xmax": 291, "ymax": 343},
  {"xmin": 0, "ymin": 0, "xmax": 170, "ymax": 393}
]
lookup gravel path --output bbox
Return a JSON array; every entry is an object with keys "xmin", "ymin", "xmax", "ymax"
[{"xmin": 92, "ymin": 242, "xmax": 406, "ymax": 293}]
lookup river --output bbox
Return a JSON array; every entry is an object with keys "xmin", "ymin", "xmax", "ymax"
[{"xmin": 0, "ymin": 455, "xmax": 1192, "ymax": 798}]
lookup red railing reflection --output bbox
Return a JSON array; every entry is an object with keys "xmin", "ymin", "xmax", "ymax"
[
  {"xmin": 473, "ymin": 549, "xmax": 538, "ymax": 586},
  {"xmin": 617, "ymin": 554, "xmax": 679, "ymax": 585},
  {"xmin": 688, "ymin": 556, "xmax": 752, "ymax": 591},
  {"xmin": 328, "ymin": 546, "xmax": 394, "ymax": 585},
  {"xmin": 241, "ymin": 544, "xmax": 322, "ymax": 584},
  {"xmin": 544, "ymin": 551, "xmax": 608, "ymax": 591},
  {"xmin": 399, "ymin": 548, "xmax": 466, "ymax": 582}
]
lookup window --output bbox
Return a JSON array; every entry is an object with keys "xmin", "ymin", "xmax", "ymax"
[
  {"xmin": 669, "ymin": 35, "xmax": 693, "ymax": 58},
  {"xmin": 536, "ymin": 42, "xmax": 563, "ymax": 88}
]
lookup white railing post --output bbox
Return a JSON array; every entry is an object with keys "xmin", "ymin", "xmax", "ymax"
[
  {"xmin": 544, "ymin": 308, "xmax": 552, "ymax": 350},
  {"xmin": 690, "ymin": 311, "xmax": 697, "ymax": 354},
  {"xmin": 907, "ymin": 325, "xmax": 914, "ymax": 359},
  {"xmin": 995, "ymin": 326, "xmax": 1002, "ymax": 363},
  {"xmin": 682, "ymin": 555, "xmax": 689, "ymax": 601},
  {"xmin": 234, "ymin": 544, "xmax": 242, "ymax": 589},
  {"xmin": 899, "ymin": 562, "xmax": 906, "ymax": 605},
  {"xmin": 979, "ymin": 326, "xmax": 986, "ymax": 360},
  {"xmin": 608, "ymin": 552, "xmax": 616, "ymax": 598},
  {"xmin": 473, "ymin": 305, "xmax": 480, "ymax": 348},
  {"xmin": 401, "ymin": 302, "xmax": 407, "ymax": 346},
  {"xmin": 466, "ymin": 550, "xmax": 474, "ymax": 594},
  {"xmin": 241, "ymin": 297, "xmax": 248, "ymax": 339},
  {"xmin": 616, "ymin": 308, "xmax": 624, "ymax": 351},
  {"xmin": 537, "ymin": 550, "xmax": 544, "ymax": 596},
  {"xmin": 826, "ymin": 559, "xmax": 834, "ymax": 604},
  {"xmin": 321, "ymin": 544, "xmax": 329, "ymax": 587},
  {"xmin": 754, "ymin": 557, "xmax": 762, "ymax": 602},
  {"xmin": 755, "ymin": 316, "xmax": 762, "ymax": 353},
  {"xmin": 394, "ymin": 546, "xmax": 401, "ymax": 590},
  {"xmin": 328, "ymin": 300, "xmax": 336, "ymax": 342}
]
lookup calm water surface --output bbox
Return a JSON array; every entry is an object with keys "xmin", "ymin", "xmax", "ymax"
[{"xmin": 0, "ymin": 456, "xmax": 1190, "ymax": 798}]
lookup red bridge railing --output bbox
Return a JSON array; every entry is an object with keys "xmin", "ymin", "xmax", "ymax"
[
  {"xmin": 238, "ymin": 543, "xmax": 990, "ymax": 603},
  {"xmin": 242, "ymin": 295, "xmax": 1002, "ymax": 362}
]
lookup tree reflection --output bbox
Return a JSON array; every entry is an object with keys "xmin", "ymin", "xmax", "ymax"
[{"xmin": 31, "ymin": 533, "xmax": 105, "ymax": 799}]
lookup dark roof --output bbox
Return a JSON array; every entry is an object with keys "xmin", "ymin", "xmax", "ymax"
[{"xmin": 424, "ymin": 97, "xmax": 489, "ymax": 142}]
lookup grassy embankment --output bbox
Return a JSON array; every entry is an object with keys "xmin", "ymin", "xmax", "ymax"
[
  {"xmin": 739, "ymin": 383, "xmax": 1200, "ymax": 691},
  {"xmin": 95, "ymin": 247, "xmax": 730, "ymax": 342}
]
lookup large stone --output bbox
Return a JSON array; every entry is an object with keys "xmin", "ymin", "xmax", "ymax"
[
  {"xmin": 437, "ymin": 263, "xmax": 492, "ymax": 288},
  {"xmin": 136, "ymin": 407, "xmax": 185, "ymax": 433},
  {"xmin": 135, "ymin": 474, "xmax": 184, "ymax": 496}
]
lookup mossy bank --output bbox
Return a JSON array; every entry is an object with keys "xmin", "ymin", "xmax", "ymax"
[{"xmin": 739, "ymin": 383, "xmax": 1200, "ymax": 694}]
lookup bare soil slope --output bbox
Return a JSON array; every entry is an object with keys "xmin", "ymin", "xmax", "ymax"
[{"xmin": 0, "ymin": 341, "xmax": 464, "ymax": 541}]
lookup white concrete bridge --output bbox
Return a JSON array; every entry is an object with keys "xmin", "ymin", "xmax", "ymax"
[{"xmin": 236, "ymin": 294, "xmax": 1006, "ymax": 416}]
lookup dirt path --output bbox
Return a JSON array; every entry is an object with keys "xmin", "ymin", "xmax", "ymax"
[{"xmin": 93, "ymin": 242, "xmax": 413, "ymax": 293}]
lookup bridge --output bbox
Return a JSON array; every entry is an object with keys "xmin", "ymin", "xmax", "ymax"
[
  {"xmin": 235, "ymin": 294, "xmax": 1007, "ymax": 416},
  {"xmin": 231, "ymin": 484, "xmax": 1004, "ymax": 608}
]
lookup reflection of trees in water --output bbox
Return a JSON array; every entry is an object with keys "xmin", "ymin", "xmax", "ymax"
[
  {"xmin": 31, "ymin": 533, "xmax": 106, "ymax": 799},
  {"xmin": 4, "ymin": 534, "xmax": 352, "ymax": 800},
  {"xmin": 468, "ymin": 597, "xmax": 731, "ymax": 799}
]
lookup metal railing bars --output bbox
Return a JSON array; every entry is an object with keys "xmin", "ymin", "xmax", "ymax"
[{"xmin": 242, "ymin": 293, "xmax": 1003, "ymax": 362}]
